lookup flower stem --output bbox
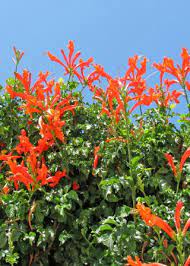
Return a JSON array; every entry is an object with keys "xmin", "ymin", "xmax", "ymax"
[
  {"xmin": 176, "ymin": 180, "xmax": 180, "ymax": 193},
  {"xmin": 182, "ymin": 83, "xmax": 190, "ymax": 114},
  {"xmin": 176, "ymin": 232, "xmax": 185, "ymax": 265}
]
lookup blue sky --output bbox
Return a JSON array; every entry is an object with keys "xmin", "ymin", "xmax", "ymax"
[{"xmin": 0, "ymin": 0, "xmax": 189, "ymax": 107}]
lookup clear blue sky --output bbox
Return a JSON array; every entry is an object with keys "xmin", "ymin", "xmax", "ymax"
[{"xmin": 0, "ymin": 0, "xmax": 189, "ymax": 106}]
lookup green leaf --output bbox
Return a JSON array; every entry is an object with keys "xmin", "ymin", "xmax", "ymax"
[
  {"xmin": 97, "ymin": 234, "xmax": 114, "ymax": 249},
  {"xmin": 96, "ymin": 224, "xmax": 113, "ymax": 233},
  {"xmin": 115, "ymin": 205, "xmax": 131, "ymax": 218},
  {"xmin": 5, "ymin": 252, "xmax": 19, "ymax": 266},
  {"xmin": 23, "ymin": 232, "xmax": 36, "ymax": 246},
  {"xmin": 101, "ymin": 217, "xmax": 117, "ymax": 225},
  {"xmin": 67, "ymin": 190, "xmax": 79, "ymax": 202},
  {"xmin": 59, "ymin": 230, "xmax": 72, "ymax": 245},
  {"xmin": 100, "ymin": 178, "xmax": 120, "ymax": 187},
  {"xmin": 0, "ymin": 231, "xmax": 7, "ymax": 248}
]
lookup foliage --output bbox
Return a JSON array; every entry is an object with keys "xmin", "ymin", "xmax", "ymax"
[{"xmin": 0, "ymin": 43, "xmax": 189, "ymax": 265}]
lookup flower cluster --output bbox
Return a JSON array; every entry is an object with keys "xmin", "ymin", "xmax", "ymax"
[
  {"xmin": 126, "ymin": 201, "xmax": 190, "ymax": 265},
  {"xmin": 48, "ymin": 42, "xmax": 189, "ymax": 125},
  {"xmin": 0, "ymin": 46, "xmax": 82, "ymax": 190}
]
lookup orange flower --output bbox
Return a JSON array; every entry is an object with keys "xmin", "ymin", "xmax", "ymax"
[
  {"xmin": 136, "ymin": 201, "xmax": 190, "ymax": 241},
  {"xmin": 182, "ymin": 218, "xmax": 190, "ymax": 236},
  {"xmin": 185, "ymin": 81, "xmax": 190, "ymax": 91},
  {"xmin": 92, "ymin": 56, "xmax": 150, "ymax": 120},
  {"xmin": 165, "ymin": 147, "xmax": 190, "ymax": 176},
  {"xmin": 124, "ymin": 55, "xmax": 147, "ymax": 83},
  {"xmin": 93, "ymin": 64, "xmax": 112, "ymax": 80},
  {"xmin": 136, "ymin": 202, "xmax": 175, "ymax": 240},
  {"xmin": 7, "ymin": 70, "xmax": 77, "ymax": 144},
  {"xmin": 174, "ymin": 201, "xmax": 183, "ymax": 232},
  {"xmin": 38, "ymin": 112, "xmax": 66, "ymax": 143},
  {"xmin": 93, "ymin": 146, "xmax": 100, "ymax": 169},
  {"xmin": 16, "ymin": 129, "xmax": 33, "ymax": 154},
  {"xmin": 126, "ymin": 256, "xmax": 166, "ymax": 266},
  {"xmin": 184, "ymin": 256, "xmax": 190, "ymax": 266},
  {"xmin": 35, "ymin": 137, "xmax": 54, "ymax": 154},
  {"xmin": 180, "ymin": 148, "xmax": 190, "ymax": 172},
  {"xmin": 126, "ymin": 256, "xmax": 142, "ymax": 266},
  {"xmin": 6, "ymin": 159, "xmax": 34, "ymax": 190},
  {"xmin": 2, "ymin": 185, "xmax": 10, "ymax": 195},
  {"xmin": 129, "ymin": 92, "xmax": 154, "ymax": 114},
  {"xmin": 4, "ymin": 155, "xmax": 67, "ymax": 190},
  {"xmin": 72, "ymin": 181, "xmax": 80, "ymax": 191},
  {"xmin": 46, "ymin": 170, "xmax": 67, "ymax": 187},
  {"xmin": 94, "ymin": 78, "xmax": 126, "ymax": 122},
  {"xmin": 0, "ymin": 134, "xmax": 67, "ymax": 190},
  {"xmin": 47, "ymin": 40, "xmax": 93, "ymax": 80},
  {"xmin": 77, "ymin": 65, "xmax": 100, "ymax": 88},
  {"xmin": 153, "ymin": 48, "xmax": 190, "ymax": 85},
  {"xmin": 164, "ymin": 153, "xmax": 177, "ymax": 177},
  {"xmin": 0, "ymin": 152, "xmax": 21, "ymax": 161}
]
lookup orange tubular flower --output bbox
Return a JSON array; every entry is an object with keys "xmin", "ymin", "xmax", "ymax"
[
  {"xmin": 164, "ymin": 153, "xmax": 177, "ymax": 176},
  {"xmin": 126, "ymin": 256, "xmax": 166, "ymax": 266},
  {"xmin": 0, "ymin": 154, "xmax": 21, "ymax": 161},
  {"xmin": 174, "ymin": 201, "xmax": 183, "ymax": 232},
  {"xmin": 47, "ymin": 40, "xmax": 93, "ymax": 80},
  {"xmin": 152, "ymin": 80, "xmax": 184, "ymax": 108},
  {"xmin": 3, "ymin": 154, "xmax": 67, "ymax": 190},
  {"xmin": 182, "ymin": 218, "xmax": 190, "ymax": 236},
  {"xmin": 92, "ymin": 54, "xmax": 172, "ymax": 122},
  {"xmin": 136, "ymin": 201, "xmax": 190, "ymax": 241},
  {"xmin": 0, "ymin": 130, "xmax": 67, "ymax": 190},
  {"xmin": 184, "ymin": 256, "xmax": 190, "ymax": 266},
  {"xmin": 46, "ymin": 170, "xmax": 67, "ymax": 187},
  {"xmin": 6, "ymin": 159, "xmax": 35, "ymax": 190},
  {"xmin": 77, "ymin": 64, "xmax": 100, "ymax": 88},
  {"xmin": 6, "ymin": 70, "xmax": 78, "ymax": 145},
  {"xmin": 180, "ymin": 148, "xmax": 190, "ymax": 172},
  {"xmin": 2, "ymin": 185, "xmax": 10, "ymax": 195},
  {"xmin": 35, "ymin": 137, "xmax": 54, "ymax": 154},
  {"xmin": 153, "ymin": 48, "xmax": 190, "ymax": 85},
  {"xmin": 136, "ymin": 202, "xmax": 175, "ymax": 240},
  {"xmin": 15, "ymin": 129, "xmax": 33, "ymax": 154},
  {"xmin": 38, "ymin": 111, "xmax": 66, "ymax": 143},
  {"xmin": 93, "ymin": 146, "xmax": 100, "ymax": 169},
  {"xmin": 92, "ymin": 55, "xmax": 152, "ymax": 121},
  {"xmin": 72, "ymin": 181, "xmax": 80, "ymax": 191},
  {"xmin": 126, "ymin": 256, "xmax": 142, "ymax": 266},
  {"xmin": 165, "ymin": 147, "xmax": 190, "ymax": 176},
  {"xmin": 185, "ymin": 81, "xmax": 190, "ymax": 91}
]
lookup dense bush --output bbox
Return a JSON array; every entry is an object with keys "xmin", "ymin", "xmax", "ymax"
[{"xmin": 0, "ymin": 43, "xmax": 189, "ymax": 265}]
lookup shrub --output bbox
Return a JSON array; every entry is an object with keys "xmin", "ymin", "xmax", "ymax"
[{"xmin": 0, "ymin": 43, "xmax": 189, "ymax": 265}]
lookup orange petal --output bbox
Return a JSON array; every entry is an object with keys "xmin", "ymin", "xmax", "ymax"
[
  {"xmin": 174, "ymin": 201, "xmax": 183, "ymax": 232},
  {"xmin": 164, "ymin": 153, "xmax": 177, "ymax": 176},
  {"xmin": 180, "ymin": 148, "xmax": 190, "ymax": 172},
  {"xmin": 182, "ymin": 218, "xmax": 190, "ymax": 236}
]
